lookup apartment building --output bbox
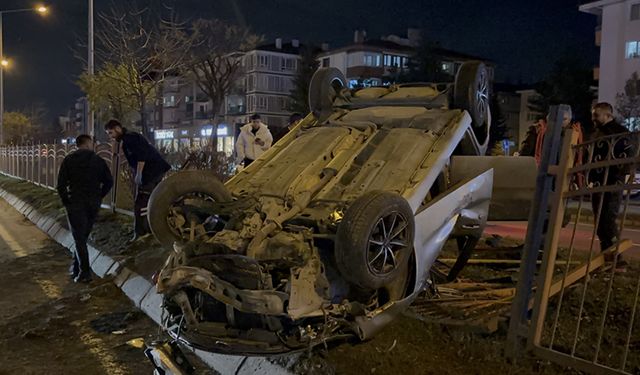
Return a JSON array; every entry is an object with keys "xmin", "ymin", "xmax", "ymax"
[
  {"xmin": 318, "ymin": 28, "xmax": 493, "ymax": 88},
  {"xmin": 153, "ymin": 38, "xmax": 302, "ymax": 152},
  {"xmin": 243, "ymin": 39, "xmax": 301, "ymax": 128},
  {"xmin": 580, "ymin": 0, "xmax": 640, "ymax": 109}
]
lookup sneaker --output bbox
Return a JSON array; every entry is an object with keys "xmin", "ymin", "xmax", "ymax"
[
  {"xmin": 69, "ymin": 263, "xmax": 79, "ymax": 279},
  {"xmin": 73, "ymin": 273, "xmax": 93, "ymax": 284}
]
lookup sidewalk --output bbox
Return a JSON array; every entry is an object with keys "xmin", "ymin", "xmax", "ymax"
[{"xmin": 566, "ymin": 199, "xmax": 640, "ymax": 227}]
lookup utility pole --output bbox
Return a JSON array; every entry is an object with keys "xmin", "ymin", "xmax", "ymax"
[
  {"xmin": 1, "ymin": 13, "xmax": 4, "ymax": 144},
  {"xmin": 87, "ymin": 0, "xmax": 95, "ymax": 137}
]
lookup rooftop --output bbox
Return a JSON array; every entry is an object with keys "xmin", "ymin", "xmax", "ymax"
[
  {"xmin": 255, "ymin": 40, "xmax": 305, "ymax": 55},
  {"xmin": 579, "ymin": 0, "xmax": 626, "ymax": 14}
]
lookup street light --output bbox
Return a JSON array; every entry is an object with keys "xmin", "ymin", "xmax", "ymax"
[{"xmin": 0, "ymin": 5, "xmax": 49, "ymax": 144}]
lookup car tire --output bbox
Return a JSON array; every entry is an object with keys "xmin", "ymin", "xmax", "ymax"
[
  {"xmin": 454, "ymin": 61, "xmax": 490, "ymax": 145},
  {"xmin": 148, "ymin": 171, "xmax": 232, "ymax": 249},
  {"xmin": 335, "ymin": 191, "xmax": 415, "ymax": 290},
  {"xmin": 308, "ymin": 67, "xmax": 347, "ymax": 117}
]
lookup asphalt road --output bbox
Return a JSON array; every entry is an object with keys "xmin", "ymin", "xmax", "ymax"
[
  {"xmin": 0, "ymin": 198, "xmax": 51, "ymax": 263},
  {"xmin": 0, "ymin": 199, "xmax": 161, "ymax": 374}
]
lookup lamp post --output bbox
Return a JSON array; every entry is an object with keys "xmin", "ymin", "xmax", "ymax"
[
  {"xmin": 88, "ymin": 0, "xmax": 94, "ymax": 137},
  {"xmin": 0, "ymin": 5, "xmax": 48, "ymax": 144}
]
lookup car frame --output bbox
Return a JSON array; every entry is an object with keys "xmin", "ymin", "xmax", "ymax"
[{"xmin": 148, "ymin": 62, "xmax": 502, "ymax": 355}]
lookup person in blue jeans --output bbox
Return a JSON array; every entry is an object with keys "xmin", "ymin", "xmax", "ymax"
[{"xmin": 56, "ymin": 135, "xmax": 113, "ymax": 283}]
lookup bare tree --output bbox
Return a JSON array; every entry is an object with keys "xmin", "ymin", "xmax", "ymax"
[
  {"xmin": 93, "ymin": 5, "xmax": 191, "ymax": 139},
  {"xmin": 182, "ymin": 19, "xmax": 262, "ymax": 150}
]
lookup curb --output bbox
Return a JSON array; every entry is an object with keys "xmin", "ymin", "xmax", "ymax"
[{"xmin": 0, "ymin": 188, "xmax": 295, "ymax": 375}]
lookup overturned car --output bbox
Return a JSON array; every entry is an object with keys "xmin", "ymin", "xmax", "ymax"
[{"xmin": 148, "ymin": 62, "xmax": 508, "ymax": 355}]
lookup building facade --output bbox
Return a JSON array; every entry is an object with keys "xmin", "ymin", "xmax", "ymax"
[
  {"xmin": 154, "ymin": 39, "xmax": 303, "ymax": 152},
  {"xmin": 580, "ymin": 0, "xmax": 640, "ymax": 108},
  {"xmin": 318, "ymin": 29, "xmax": 494, "ymax": 88},
  {"xmin": 243, "ymin": 39, "xmax": 301, "ymax": 128}
]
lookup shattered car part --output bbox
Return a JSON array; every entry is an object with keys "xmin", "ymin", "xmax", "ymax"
[{"xmin": 148, "ymin": 62, "xmax": 506, "ymax": 355}]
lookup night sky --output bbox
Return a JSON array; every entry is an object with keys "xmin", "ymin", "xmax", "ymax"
[{"xmin": 2, "ymin": 0, "xmax": 598, "ymax": 124}]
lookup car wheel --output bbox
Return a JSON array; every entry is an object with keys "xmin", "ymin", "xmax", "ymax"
[
  {"xmin": 336, "ymin": 191, "xmax": 415, "ymax": 290},
  {"xmin": 454, "ymin": 61, "xmax": 490, "ymax": 145},
  {"xmin": 308, "ymin": 67, "xmax": 347, "ymax": 118},
  {"xmin": 148, "ymin": 171, "xmax": 232, "ymax": 249}
]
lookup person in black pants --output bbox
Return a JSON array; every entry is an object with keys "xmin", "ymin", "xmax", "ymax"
[
  {"xmin": 589, "ymin": 103, "xmax": 631, "ymax": 255},
  {"xmin": 104, "ymin": 119, "xmax": 171, "ymax": 241},
  {"xmin": 57, "ymin": 135, "xmax": 113, "ymax": 283}
]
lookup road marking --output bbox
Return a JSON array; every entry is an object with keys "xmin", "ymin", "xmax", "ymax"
[{"xmin": 0, "ymin": 220, "xmax": 27, "ymax": 257}]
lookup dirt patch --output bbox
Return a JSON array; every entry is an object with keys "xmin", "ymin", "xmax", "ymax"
[{"xmin": 312, "ymin": 315, "xmax": 569, "ymax": 375}]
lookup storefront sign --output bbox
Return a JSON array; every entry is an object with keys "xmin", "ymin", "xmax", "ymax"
[
  {"xmin": 155, "ymin": 129, "xmax": 175, "ymax": 140},
  {"xmin": 200, "ymin": 125, "xmax": 229, "ymax": 137}
]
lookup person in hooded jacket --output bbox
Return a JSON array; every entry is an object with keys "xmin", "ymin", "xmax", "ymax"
[{"xmin": 56, "ymin": 135, "xmax": 113, "ymax": 283}]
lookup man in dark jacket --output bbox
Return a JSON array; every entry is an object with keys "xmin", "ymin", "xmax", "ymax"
[
  {"xmin": 57, "ymin": 134, "xmax": 113, "ymax": 283},
  {"xmin": 105, "ymin": 119, "xmax": 171, "ymax": 240},
  {"xmin": 589, "ymin": 102, "xmax": 631, "ymax": 254}
]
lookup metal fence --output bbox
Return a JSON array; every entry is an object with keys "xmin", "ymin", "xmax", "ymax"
[
  {"xmin": 508, "ymin": 105, "xmax": 640, "ymax": 374},
  {"xmin": 0, "ymin": 143, "xmax": 134, "ymax": 215}
]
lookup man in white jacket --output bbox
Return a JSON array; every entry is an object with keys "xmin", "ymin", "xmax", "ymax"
[{"xmin": 235, "ymin": 114, "xmax": 273, "ymax": 166}]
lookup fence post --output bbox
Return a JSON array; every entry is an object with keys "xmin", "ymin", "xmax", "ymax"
[
  {"xmin": 505, "ymin": 105, "xmax": 569, "ymax": 357},
  {"xmin": 111, "ymin": 141, "xmax": 119, "ymax": 214},
  {"xmin": 528, "ymin": 127, "xmax": 577, "ymax": 349},
  {"xmin": 29, "ymin": 145, "xmax": 33, "ymax": 182},
  {"xmin": 53, "ymin": 143, "xmax": 58, "ymax": 189}
]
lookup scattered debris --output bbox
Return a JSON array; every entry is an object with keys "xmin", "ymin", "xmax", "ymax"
[{"xmin": 484, "ymin": 234, "xmax": 503, "ymax": 248}]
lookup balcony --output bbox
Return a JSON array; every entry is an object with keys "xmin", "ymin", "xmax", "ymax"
[
  {"xmin": 195, "ymin": 111, "xmax": 213, "ymax": 120},
  {"xmin": 227, "ymin": 105, "xmax": 246, "ymax": 115}
]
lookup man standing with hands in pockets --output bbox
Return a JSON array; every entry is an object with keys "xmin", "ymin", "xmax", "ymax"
[{"xmin": 57, "ymin": 134, "xmax": 113, "ymax": 283}]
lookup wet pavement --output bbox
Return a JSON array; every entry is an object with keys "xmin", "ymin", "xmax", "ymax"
[{"xmin": 0, "ymin": 199, "xmax": 164, "ymax": 374}]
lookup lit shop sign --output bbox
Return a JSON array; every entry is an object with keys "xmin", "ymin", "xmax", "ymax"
[
  {"xmin": 181, "ymin": 130, "xmax": 189, "ymax": 136},
  {"xmin": 154, "ymin": 130, "xmax": 175, "ymax": 140},
  {"xmin": 200, "ymin": 125, "xmax": 228, "ymax": 137}
]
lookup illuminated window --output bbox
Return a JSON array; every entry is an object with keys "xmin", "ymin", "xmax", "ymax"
[
  {"xmin": 441, "ymin": 62, "xmax": 455, "ymax": 74},
  {"xmin": 626, "ymin": 41, "xmax": 640, "ymax": 58},
  {"xmin": 363, "ymin": 54, "xmax": 381, "ymax": 67}
]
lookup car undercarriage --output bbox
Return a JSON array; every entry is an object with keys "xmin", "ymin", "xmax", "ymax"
[{"xmin": 148, "ymin": 62, "xmax": 516, "ymax": 355}]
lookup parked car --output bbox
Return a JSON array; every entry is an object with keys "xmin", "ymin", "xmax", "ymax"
[{"xmin": 148, "ymin": 62, "xmax": 519, "ymax": 355}]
